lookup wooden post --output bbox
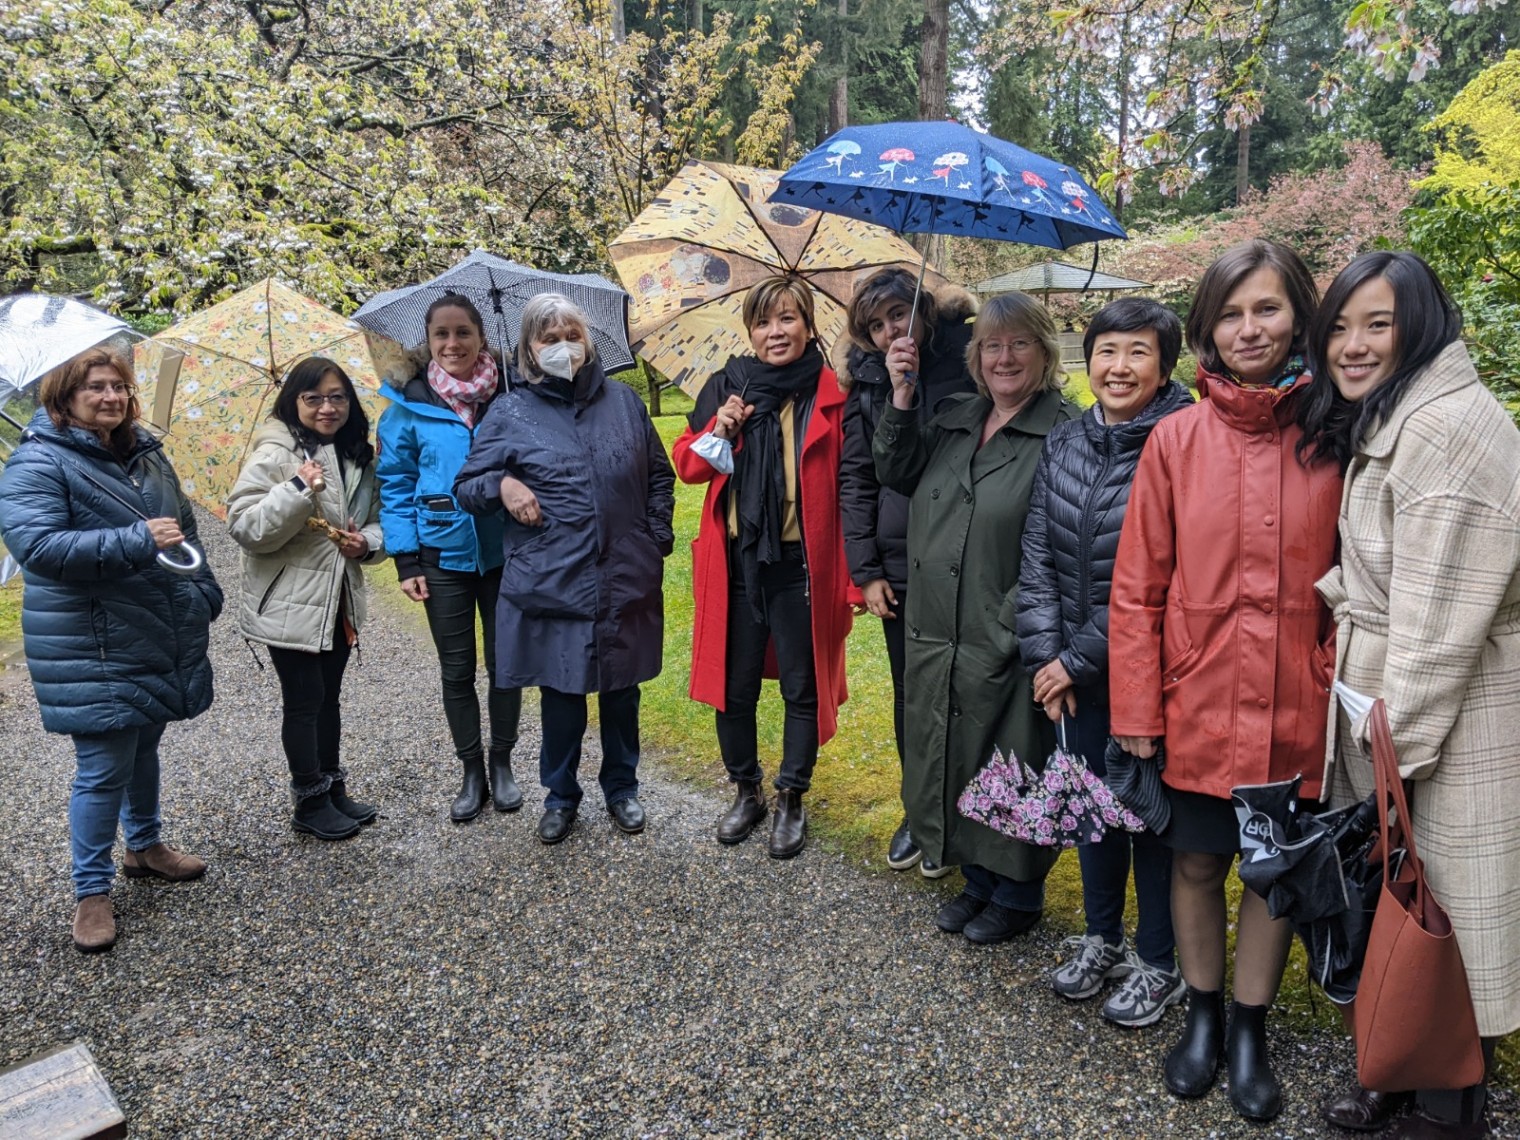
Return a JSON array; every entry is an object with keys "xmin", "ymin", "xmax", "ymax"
[{"xmin": 0, "ymin": 1042, "xmax": 127, "ymax": 1140}]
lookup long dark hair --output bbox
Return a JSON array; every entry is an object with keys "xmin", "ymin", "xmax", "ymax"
[
  {"xmin": 272, "ymin": 357, "xmax": 375, "ymax": 468},
  {"xmin": 1185, "ymin": 239, "xmax": 1319, "ymax": 377},
  {"xmin": 1296, "ymin": 251, "xmax": 1464, "ymax": 469}
]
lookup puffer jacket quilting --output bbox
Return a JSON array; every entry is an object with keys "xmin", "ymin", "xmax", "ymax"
[
  {"xmin": 0, "ymin": 408, "xmax": 222, "ymax": 735},
  {"xmin": 1017, "ymin": 381, "xmax": 1194, "ymax": 688},
  {"xmin": 226, "ymin": 421, "xmax": 386, "ymax": 652}
]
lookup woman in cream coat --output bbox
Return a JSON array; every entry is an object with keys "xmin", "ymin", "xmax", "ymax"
[
  {"xmin": 1299, "ymin": 251, "xmax": 1520, "ymax": 1139},
  {"xmin": 228, "ymin": 358, "xmax": 386, "ymax": 841}
]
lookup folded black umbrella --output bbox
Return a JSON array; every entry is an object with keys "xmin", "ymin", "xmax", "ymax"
[
  {"xmin": 1233, "ymin": 777, "xmax": 1389, "ymax": 1004},
  {"xmin": 1103, "ymin": 738, "xmax": 1170, "ymax": 835}
]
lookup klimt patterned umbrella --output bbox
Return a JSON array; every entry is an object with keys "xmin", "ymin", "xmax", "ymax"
[
  {"xmin": 608, "ymin": 160, "xmax": 947, "ymax": 397},
  {"xmin": 134, "ymin": 279, "xmax": 412, "ymax": 517}
]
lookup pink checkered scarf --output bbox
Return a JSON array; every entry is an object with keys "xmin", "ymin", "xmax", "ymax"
[{"xmin": 426, "ymin": 353, "xmax": 498, "ymax": 427}]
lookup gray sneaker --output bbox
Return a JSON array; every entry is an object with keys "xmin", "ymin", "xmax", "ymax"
[
  {"xmin": 1101, "ymin": 953, "xmax": 1186, "ymax": 1027},
  {"xmin": 1051, "ymin": 934, "xmax": 1130, "ymax": 1000}
]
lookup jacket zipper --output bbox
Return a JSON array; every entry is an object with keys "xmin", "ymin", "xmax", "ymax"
[
  {"xmin": 257, "ymin": 567, "xmax": 286, "ymax": 615},
  {"xmin": 1076, "ymin": 445, "xmax": 1114, "ymax": 632}
]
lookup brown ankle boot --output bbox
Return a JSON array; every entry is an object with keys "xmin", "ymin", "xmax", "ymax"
[
  {"xmin": 123, "ymin": 842, "xmax": 207, "ymax": 882},
  {"xmin": 73, "ymin": 895, "xmax": 116, "ymax": 953},
  {"xmin": 716, "ymin": 781, "xmax": 767, "ymax": 844},
  {"xmin": 768, "ymin": 788, "xmax": 806, "ymax": 859}
]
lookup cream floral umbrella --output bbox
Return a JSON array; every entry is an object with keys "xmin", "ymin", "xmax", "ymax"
[
  {"xmin": 609, "ymin": 160, "xmax": 947, "ymax": 396},
  {"xmin": 134, "ymin": 279, "xmax": 412, "ymax": 517}
]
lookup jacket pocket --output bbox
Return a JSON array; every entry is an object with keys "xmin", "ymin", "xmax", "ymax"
[
  {"xmin": 88, "ymin": 598, "xmax": 108, "ymax": 660},
  {"xmin": 500, "ymin": 526, "xmax": 597, "ymax": 620},
  {"xmin": 257, "ymin": 566, "xmax": 287, "ymax": 616}
]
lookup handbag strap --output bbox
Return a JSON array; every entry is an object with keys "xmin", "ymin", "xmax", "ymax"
[{"xmin": 1369, "ymin": 698, "xmax": 1427, "ymax": 913}]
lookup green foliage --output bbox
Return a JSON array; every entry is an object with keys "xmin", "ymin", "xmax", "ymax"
[
  {"xmin": 1408, "ymin": 184, "xmax": 1520, "ymax": 412},
  {"xmin": 1421, "ymin": 49, "xmax": 1520, "ymax": 195}
]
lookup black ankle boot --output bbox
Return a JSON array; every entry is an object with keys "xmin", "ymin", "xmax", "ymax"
[
  {"xmin": 489, "ymin": 751, "xmax": 523, "ymax": 812},
  {"xmin": 1225, "ymin": 1001, "xmax": 1282, "ymax": 1121},
  {"xmin": 716, "ymin": 781, "xmax": 767, "ymax": 844},
  {"xmin": 1164, "ymin": 987, "xmax": 1225, "ymax": 1098},
  {"xmin": 451, "ymin": 756, "xmax": 488, "ymax": 823},
  {"xmin": 768, "ymin": 788, "xmax": 806, "ymax": 859},
  {"xmin": 293, "ymin": 791, "xmax": 362, "ymax": 840},
  {"xmin": 329, "ymin": 780, "xmax": 377, "ymax": 825}
]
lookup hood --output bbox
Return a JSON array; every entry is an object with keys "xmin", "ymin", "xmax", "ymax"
[{"xmin": 21, "ymin": 405, "xmax": 158, "ymax": 461}]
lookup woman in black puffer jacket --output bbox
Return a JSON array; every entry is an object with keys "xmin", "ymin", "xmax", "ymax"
[
  {"xmin": 1017, "ymin": 299, "xmax": 1193, "ymax": 1028},
  {"xmin": 839, "ymin": 269, "xmax": 977, "ymax": 874}
]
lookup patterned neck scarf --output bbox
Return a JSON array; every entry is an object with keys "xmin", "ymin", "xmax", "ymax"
[
  {"xmin": 1226, "ymin": 354, "xmax": 1307, "ymax": 401},
  {"xmin": 427, "ymin": 352, "xmax": 498, "ymax": 427}
]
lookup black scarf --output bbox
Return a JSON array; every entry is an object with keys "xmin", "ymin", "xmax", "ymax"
[{"xmin": 690, "ymin": 342, "xmax": 823, "ymax": 620}]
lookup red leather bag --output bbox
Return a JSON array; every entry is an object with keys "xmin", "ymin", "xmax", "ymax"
[{"xmin": 1353, "ymin": 700, "xmax": 1486, "ymax": 1092}]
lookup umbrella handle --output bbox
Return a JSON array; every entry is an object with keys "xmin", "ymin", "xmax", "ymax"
[
  {"xmin": 1058, "ymin": 714, "xmax": 1069, "ymax": 754},
  {"xmin": 156, "ymin": 543, "xmax": 204, "ymax": 576}
]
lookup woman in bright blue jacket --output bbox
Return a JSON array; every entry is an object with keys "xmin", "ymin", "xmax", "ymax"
[
  {"xmin": 0, "ymin": 347, "xmax": 222, "ymax": 954},
  {"xmin": 375, "ymin": 293, "xmax": 518, "ymax": 823}
]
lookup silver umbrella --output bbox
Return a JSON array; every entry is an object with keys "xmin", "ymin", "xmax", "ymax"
[{"xmin": 352, "ymin": 250, "xmax": 636, "ymax": 373}]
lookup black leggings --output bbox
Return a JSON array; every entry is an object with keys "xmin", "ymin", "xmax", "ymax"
[
  {"xmin": 419, "ymin": 556, "xmax": 521, "ymax": 762},
  {"xmin": 268, "ymin": 625, "xmax": 352, "ymax": 793}
]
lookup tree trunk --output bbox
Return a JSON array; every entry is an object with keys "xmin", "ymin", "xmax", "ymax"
[
  {"xmin": 828, "ymin": 0, "xmax": 848, "ymax": 134},
  {"xmin": 648, "ymin": 377, "xmax": 663, "ymax": 417},
  {"xmin": 610, "ymin": 0, "xmax": 624, "ymax": 43},
  {"xmin": 1236, "ymin": 123, "xmax": 1250, "ymax": 205},
  {"xmin": 1115, "ymin": 13, "xmax": 1130, "ymax": 222},
  {"xmin": 687, "ymin": 0, "xmax": 702, "ymax": 32},
  {"xmin": 918, "ymin": 0, "xmax": 949, "ymax": 268}
]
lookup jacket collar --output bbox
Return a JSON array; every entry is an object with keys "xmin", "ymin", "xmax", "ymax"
[
  {"xmin": 1082, "ymin": 380, "xmax": 1194, "ymax": 450},
  {"xmin": 521, "ymin": 360, "xmax": 607, "ymax": 406},
  {"xmin": 23, "ymin": 407, "xmax": 159, "ymax": 462},
  {"xmin": 1359, "ymin": 341, "xmax": 1479, "ymax": 459},
  {"xmin": 936, "ymin": 387, "xmax": 1069, "ymax": 438},
  {"xmin": 1197, "ymin": 366, "xmax": 1309, "ymax": 432}
]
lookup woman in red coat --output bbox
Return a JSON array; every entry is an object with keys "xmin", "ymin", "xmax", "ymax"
[
  {"xmin": 672, "ymin": 276, "xmax": 853, "ymax": 859},
  {"xmin": 1109, "ymin": 240, "xmax": 1342, "ymax": 1123}
]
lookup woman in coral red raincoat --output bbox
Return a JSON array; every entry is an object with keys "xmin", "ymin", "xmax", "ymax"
[
  {"xmin": 1108, "ymin": 240, "xmax": 1342, "ymax": 1125},
  {"xmin": 672, "ymin": 276, "xmax": 853, "ymax": 860}
]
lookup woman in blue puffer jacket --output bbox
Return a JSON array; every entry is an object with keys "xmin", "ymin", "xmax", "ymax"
[
  {"xmin": 1016, "ymin": 299, "xmax": 1193, "ymax": 1028},
  {"xmin": 0, "ymin": 347, "xmax": 222, "ymax": 954},
  {"xmin": 375, "ymin": 293, "xmax": 519, "ymax": 823}
]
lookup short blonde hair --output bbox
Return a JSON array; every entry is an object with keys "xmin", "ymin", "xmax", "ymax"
[
  {"xmin": 741, "ymin": 276, "xmax": 816, "ymax": 336},
  {"xmin": 517, "ymin": 293, "xmax": 597, "ymax": 379},
  {"xmin": 965, "ymin": 293, "xmax": 1064, "ymax": 396}
]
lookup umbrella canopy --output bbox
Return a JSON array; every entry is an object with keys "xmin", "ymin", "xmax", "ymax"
[
  {"xmin": 773, "ymin": 122, "xmax": 1128, "ymax": 249},
  {"xmin": 134, "ymin": 279, "xmax": 412, "ymax": 518},
  {"xmin": 973, "ymin": 260, "xmax": 1151, "ymax": 297},
  {"xmin": 351, "ymin": 250, "xmax": 635, "ymax": 374},
  {"xmin": 609, "ymin": 160, "xmax": 946, "ymax": 397},
  {"xmin": 0, "ymin": 294, "xmax": 130, "ymax": 400}
]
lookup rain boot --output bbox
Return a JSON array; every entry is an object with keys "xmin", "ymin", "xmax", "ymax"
[
  {"xmin": 1164, "ymin": 987, "xmax": 1225, "ymax": 1098},
  {"xmin": 451, "ymin": 755, "xmax": 488, "ymax": 823},
  {"xmin": 1226, "ymin": 1001, "xmax": 1282, "ymax": 1121},
  {"xmin": 489, "ymin": 749, "xmax": 523, "ymax": 812}
]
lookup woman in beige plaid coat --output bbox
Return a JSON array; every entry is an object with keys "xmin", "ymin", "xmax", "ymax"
[{"xmin": 1299, "ymin": 251, "xmax": 1520, "ymax": 1140}]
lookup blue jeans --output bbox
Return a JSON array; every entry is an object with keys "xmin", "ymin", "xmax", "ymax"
[
  {"xmin": 1068, "ymin": 693, "xmax": 1176, "ymax": 969},
  {"xmin": 962, "ymin": 864, "xmax": 1046, "ymax": 911},
  {"xmin": 539, "ymin": 685, "xmax": 641, "ymax": 811},
  {"xmin": 70, "ymin": 723, "xmax": 167, "ymax": 900}
]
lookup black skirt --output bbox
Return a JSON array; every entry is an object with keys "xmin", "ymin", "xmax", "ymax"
[{"xmin": 1161, "ymin": 784, "xmax": 1325, "ymax": 856}]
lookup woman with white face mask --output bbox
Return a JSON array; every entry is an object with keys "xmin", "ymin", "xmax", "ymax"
[{"xmin": 455, "ymin": 293, "xmax": 676, "ymax": 845}]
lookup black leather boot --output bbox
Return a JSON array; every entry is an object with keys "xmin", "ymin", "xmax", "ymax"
[
  {"xmin": 1164, "ymin": 987, "xmax": 1225, "ymax": 1098},
  {"xmin": 293, "ymin": 790, "xmax": 361, "ymax": 841},
  {"xmin": 451, "ymin": 756, "xmax": 488, "ymax": 823},
  {"xmin": 716, "ymin": 781, "xmax": 767, "ymax": 845},
  {"xmin": 768, "ymin": 788, "xmax": 806, "ymax": 859},
  {"xmin": 489, "ymin": 750, "xmax": 523, "ymax": 812},
  {"xmin": 329, "ymin": 780, "xmax": 377, "ymax": 825},
  {"xmin": 1225, "ymin": 1001, "xmax": 1282, "ymax": 1122}
]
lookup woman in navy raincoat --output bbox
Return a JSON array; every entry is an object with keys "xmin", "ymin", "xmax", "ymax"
[{"xmin": 455, "ymin": 293, "xmax": 675, "ymax": 845}]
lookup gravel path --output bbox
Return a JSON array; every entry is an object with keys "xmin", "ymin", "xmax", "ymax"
[{"xmin": 1, "ymin": 510, "xmax": 1512, "ymax": 1139}]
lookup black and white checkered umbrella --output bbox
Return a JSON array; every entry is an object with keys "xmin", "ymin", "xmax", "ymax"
[{"xmin": 352, "ymin": 250, "xmax": 635, "ymax": 374}]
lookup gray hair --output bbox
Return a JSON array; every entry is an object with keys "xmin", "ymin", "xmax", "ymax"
[{"xmin": 516, "ymin": 293, "xmax": 597, "ymax": 379}]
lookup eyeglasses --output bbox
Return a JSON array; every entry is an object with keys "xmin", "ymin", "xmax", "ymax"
[
  {"xmin": 80, "ymin": 382, "xmax": 136, "ymax": 397},
  {"xmin": 981, "ymin": 338, "xmax": 1039, "ymax": 356},
  {"xmin": 299, "ymin": 393, "xmax": 350, "ymax": 408}
]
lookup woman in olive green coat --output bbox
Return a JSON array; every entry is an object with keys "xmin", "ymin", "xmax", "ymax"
[{"xmin": 874, "ymin": 292, "xmax": 1080, "ymax": 943}]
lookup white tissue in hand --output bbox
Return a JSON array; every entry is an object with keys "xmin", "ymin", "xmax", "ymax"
[{"xmin": 1333, "ymin": 680, "xmax": 1375, "ymax": 726}]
